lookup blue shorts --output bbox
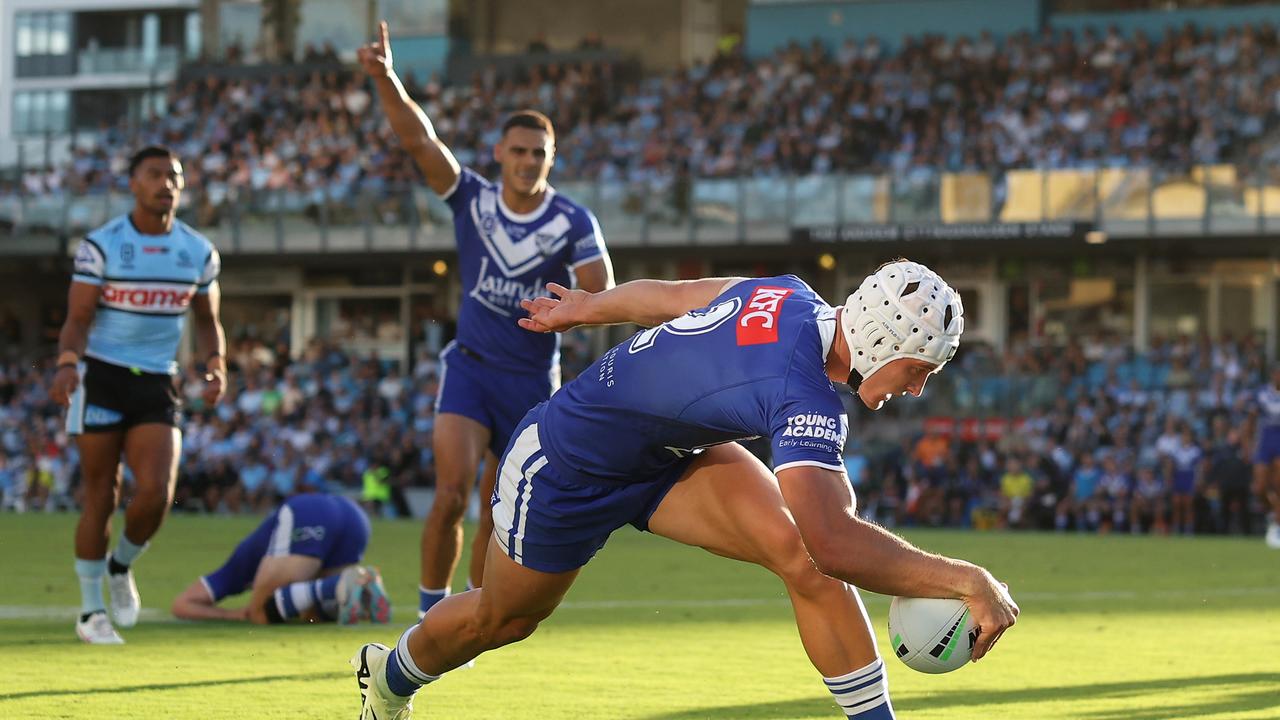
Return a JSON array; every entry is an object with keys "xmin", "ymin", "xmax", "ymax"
[
  {"xmin": 201, "ymin": 494, "xmax": 370, "ymax": 601},
  {"xmin": 490, "ymin": 403, "xmax": 691, "ymax": 574},
  {"xmin": 436, "ymin": 341, "xmax": 557, "ymax": 458},
  {"xmin": 1256, "ymin": 426, "xmax": 1280, "ymax": 464},
  {"xmin": 1172, "ymin": 470, "xmax": 1196, "ymax": 496}
]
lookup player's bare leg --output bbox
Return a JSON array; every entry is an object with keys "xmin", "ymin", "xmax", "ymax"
[
  {"xmin": 353, "ymin": 538, "xmax": 578, "ymax": 717},
  {"xmin": 1258, "ymin": 460, "xmax": 1280, "ymax": 547},
  {"xmin": 648, "ymin": 443, "xmax": 891, "ymax": 717},
  {"xmin": 419, "ymin": 413, "xmax": 490, "ymax": 616},
  {"xmin": 73, "ymin": 430, "xmax": 125, "ymax": 644},
  {"xmin": 648, "ymin": 444, "xmax": 879, "ymax": 673},
  {"xmin": 120, "ymin": 424, "xmax": 180, "ymax": 544},
  {"xmin": 102, "ymin": 424, "xmax": 180, "ymax": 628},
  {"xmin": 466, "ymin": 452, "xmax": 499, "ymax": 588}
]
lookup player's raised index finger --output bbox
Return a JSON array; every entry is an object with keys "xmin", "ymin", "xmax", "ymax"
[
  {"xmin": 379, "ymin": 21, "xmax": 389, "ymax": 46},
  {"xmin": 546, "ymin": 282, "xmax": 570, "ymax": 298}
]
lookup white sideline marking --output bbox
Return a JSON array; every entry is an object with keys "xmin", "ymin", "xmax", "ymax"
[
  {"xmin": 0, "ymin": 607, "xmax": 176, "ymax": 622},
  {"xmin": 2, "ymin": 586, "xmax": 1276, "ymax": 621}
]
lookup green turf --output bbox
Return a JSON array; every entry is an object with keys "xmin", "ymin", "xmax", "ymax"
[{"xmin": 2, "ymin": 513, "xmax": 1279, "ymax": 719}]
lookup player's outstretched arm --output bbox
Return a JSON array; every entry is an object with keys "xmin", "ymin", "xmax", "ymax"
[
  {"xmin": 519, "ymin": 277, "xmax": 745, "ymax": 332},
  {"xmin": 171, "ymin": 580, "xmax": 248, "ymax": 622},
  {"xmin": 777, "ymin": 464, "xmax": 1019, "ymax": 661},
  {"xmin": 357, "ymin": 20, "xmax": 460, "ymax": 196}
]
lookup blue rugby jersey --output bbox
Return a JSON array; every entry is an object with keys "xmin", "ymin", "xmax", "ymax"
[
  {"xmin": 72, "ymin": 214, "xmax": 219, "ymax": 375},
  {"xmin": 442, "ymin": 168, "xmax": 606, "ymax": 373},
  {"xmin": 537, "ymin": 275, "xmax": 849, "ymax": 485},
  {"xmin": 200, "ymin": 494, "xmax": 367, "ymax": 602},
  {"xmin": 1258, "ymin": 383, "xmax": 1280, "ymax": 431}
]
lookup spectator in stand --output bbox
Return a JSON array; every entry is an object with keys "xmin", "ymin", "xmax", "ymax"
[{"xmin": 999, "ymin": 455, "xmax": 1034, "ymax": 529}]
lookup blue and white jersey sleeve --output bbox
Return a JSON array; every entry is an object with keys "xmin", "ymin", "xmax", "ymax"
[
  {"xmin": 568, "ymin": 207, "xmax": 607, "ymax": 270},
  {"xmin": 72, "ymin": 237, "xmax": 107, "ymax": 286},
  {"xmin": 197, "ymin": 246, "xmax": 221, "ymax": 294},
  {"xmin": 1257, "ymin": 386, "xmax": 1280, "ymax": 429},
  {"xmin": 769, "ymin": 365, "xmax": 848, "ymax": 474},
  {"xmin": 441, "ymin": 167, "xmax": 489, "ymax": 215}
]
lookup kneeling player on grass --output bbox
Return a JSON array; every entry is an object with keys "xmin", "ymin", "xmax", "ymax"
[
  {"xmin": 350, "ymin": 260, "xmax": 1019, "ymax": 720},
  {"xmin": 172, "ymin": 493, "xmax": 391, "ymax": 625}
]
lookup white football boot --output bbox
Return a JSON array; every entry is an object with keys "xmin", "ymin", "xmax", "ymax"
[
  {"xmin": 76, "ymin": 611, "xmax": 124, "ymax": 645},
  {"xmin": 1266, "ymin": 521, "xmax": 1280, "ymax": 549},
  {"xmin": 351, "ymin": 643, "xmax": 414, "ymax": 719},
  {"xmin": 108, "ymin": 569, "xmax": 141, "ymax": 628}
]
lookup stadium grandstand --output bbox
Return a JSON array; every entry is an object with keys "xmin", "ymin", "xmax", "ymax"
[
  {"xmin": 1, "ymin": 0, "xmax": 1279, "ymax": 536},
  {"xmin": 6, "ymin": 1, "xmax": 1280, "ymax": 718}
]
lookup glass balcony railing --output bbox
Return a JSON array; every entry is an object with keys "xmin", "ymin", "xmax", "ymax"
[
  {"xmin": 2, "ymin": 164, "xmax": 1277, "ymax": 255},
  {"xmin": 77, "ymin": 46, "xmax": 181, "ymax": 76}
]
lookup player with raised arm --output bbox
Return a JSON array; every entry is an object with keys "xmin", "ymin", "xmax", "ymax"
[
  {"xmin": 349, "ymin": 260, "xmax": 1018, "ymax": 720},
  {"xmin": 1255, "ymin": 366, "xmax": 1280, "ymax": 548},
  {"xmin": 49, "ymin": 146, "xmax": 226, "ymax": 645},
  {"xmin": 172, "ymin": 493, "xmax": 391, "ymax": 625},
  {"xmin": 357, "ymin": 21, "xmax": 615, "ymax": 618}
]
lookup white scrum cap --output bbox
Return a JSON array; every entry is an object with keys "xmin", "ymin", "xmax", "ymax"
[{"xmin": 840, "ymin": 260, "xmax": 964, "ymax": 382}]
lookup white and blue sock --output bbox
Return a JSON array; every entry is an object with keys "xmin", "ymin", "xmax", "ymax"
[
  {"xmin": 382, "ymin": 626, "xmax": 439, "ymax": 697},
  {"xmin": 418, "ymin": 585, "xmax": 449, "ymax": 617},
  {"xmin": 108, "ymin": 535, "xmax": 148, "ymax": 575},
  {"xmin": 824, "ymin": 657, "xmax": 895, "ymax": 719},
  {"xmin": 273, "ymin": 575, "xmax": 342, "ymax": 620},
  {"xmin": 75, "ymin": 557, "xmax": 107, "ymax": 619}
]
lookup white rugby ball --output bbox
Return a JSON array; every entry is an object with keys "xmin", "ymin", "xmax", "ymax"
[{"xmin": 887, "ymin": 597, "xmax": 977, "ymax": 674}]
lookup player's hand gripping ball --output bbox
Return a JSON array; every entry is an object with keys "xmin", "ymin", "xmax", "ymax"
[{"xmin": 887, "ymin": 597, "xmax": 977, "ymax": 674}]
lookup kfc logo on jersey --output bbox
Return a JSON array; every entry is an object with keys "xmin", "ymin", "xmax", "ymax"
[
  {"xmin": 736, "ymin": 286, "xmax": 793, "ymax": 346},
  {"xmin": 101, "ymin": 283, "xmax": 195, "ymax": 313}
]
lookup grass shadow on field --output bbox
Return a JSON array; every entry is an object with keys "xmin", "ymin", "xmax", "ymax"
[
  {"xmin": 640, "ymin": 672, "xmax": 1280, "ymax": 720},
  {"xmin": 0, "ymin": 672, "xmax": 345, "ymax": 701}
]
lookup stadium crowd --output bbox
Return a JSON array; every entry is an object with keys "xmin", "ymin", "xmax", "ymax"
[
  {"xmin": 0, "ymin": 326, "xmax": 1273, "ymax": 537},
  {"xmin": 5, "ymin": 20, "xmax": 1280, "ymax": 212},
  {"xmin": 850, "ymin": 332, "xmax": 1273, "ymax": 536}
]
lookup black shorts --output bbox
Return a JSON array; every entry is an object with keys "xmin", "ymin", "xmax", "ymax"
[{"xmin": 66, "ymin": 357, "xmax": 182, "ymax": 434}]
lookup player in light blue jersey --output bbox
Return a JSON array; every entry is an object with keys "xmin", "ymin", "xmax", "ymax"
[
  {"xmin": 350, "ymin": 261, "xmax": 1018, "ymax": 720},
  {"xmin": 171, "ymin": 493, "xmax": 390, "ymax": 626},
  {"xmin": 1254, "ymin": 366, "xmax": 1280, "ymax": 548},
  {"xmin": 49, "ymin": 146, "xmax": 227, "ymax": 644},
  {"xmin": 358, "ymin": 21, "xmax": 615, "ymax": 617}
]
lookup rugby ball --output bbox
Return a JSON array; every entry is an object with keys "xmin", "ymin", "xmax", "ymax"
[{"xmin": 887, "ymin": 597, "xmax": 977, "ymax": 674}]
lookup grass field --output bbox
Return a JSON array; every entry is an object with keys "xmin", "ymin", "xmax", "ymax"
[{"xmin": 2, "ymin": 513, "xmax": 1279, "ymax": 720}]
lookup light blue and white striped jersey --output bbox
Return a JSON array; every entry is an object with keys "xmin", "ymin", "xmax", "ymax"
[{"xmin": 72, "ymin": 214, "xmax": 220, "ymax": 375}]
